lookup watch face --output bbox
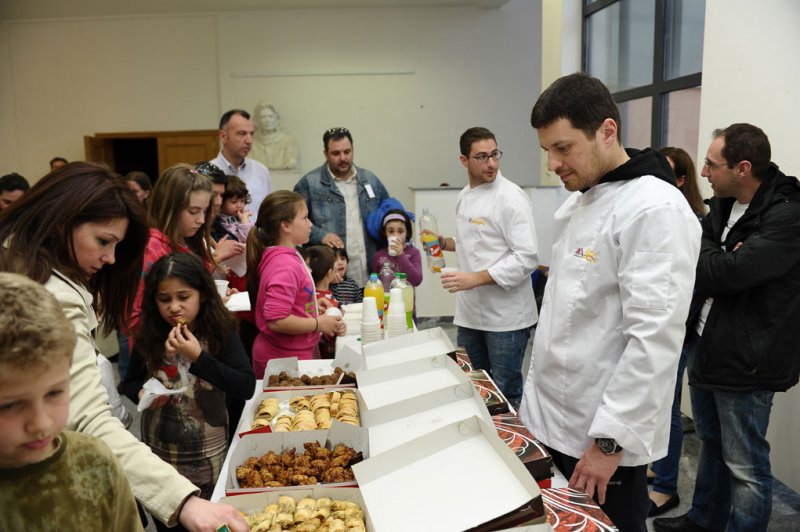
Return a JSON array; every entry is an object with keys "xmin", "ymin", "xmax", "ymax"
[{"xmin": 597, "ymin": 438, "xmax": 618, "ymax": 454}]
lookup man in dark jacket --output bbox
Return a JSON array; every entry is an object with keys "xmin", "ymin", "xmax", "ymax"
[{"xmin": 654, "ymin": 123, "xmax": 800, "ymax": 532}]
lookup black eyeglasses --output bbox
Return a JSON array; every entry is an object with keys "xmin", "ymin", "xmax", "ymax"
[
  {"xmin": 470, "ymin": 150, "xmax": 503, "ymax": 163},
  {"xmin": 703, "ymin": 157, "xmax": 727, "ymax": 170},
  {"xmin": 195, "ymin": 162, "xmax": 222, "ymax": 175},
  {"xmin": 326, "ymin": 127, "xmax": 350, "ymax": 136}
]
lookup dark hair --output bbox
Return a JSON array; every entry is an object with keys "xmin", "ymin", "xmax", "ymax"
[
  {"xmin": 333, "ymin": 246, "xmax": 349, "ymax": 262},
  {"xmin": 195, "ymin": 161, "xmax": 228, "ymax": 186},
  {"xmin": 302, "ymin": 245, "xmax": 336, "ymax": 284},
  {"xmin": 49, "ymin": 157, "xmax": 68, "ymax": 168},
  {"xmin": 135, "ymin": 253, "xmax": 236, "ymax": 376},
  {"xmin": 380, "ymin": 209, "xmax": 413, "ymax": 242},
  {"xmin": 222, "ymin": 174, "xmax": 250, "ymax": 203},
  {"xmin": 125, "ymin": 171, "xmax": 152, "ymax": 192},
  {"xmin": 0, "ymin": 162, "xmax": 148, "ymax": 335},
  {"xmin": 323, "ymin": 127, "xmax": 353, "ymax": 150},
  {"xmin": 713, "ymin": 123, "xmax": 771, "ymax": 180},
  {"xmin": 659, "ymin": 147, "xmax": 706, "ymax": 216},
  {"xmin": 0, "ymin": 173, "xmax": 30, "ymax": 192},
  {"xmin": 531, "ymin": 72, "xmax": 622, "ymax": 142},
  {"xmin": 246, "ymin": 190, "xmax": 306, "ymax": 306},
  {"xmin": 148, "ymin": 163, "xmax": 215, "ymax": 267},
  {"xmin": 459, "ymin": 127, "xmax": 496, "ymax": 157},
  {"xmin": 219, "ymin": 109, "xmax": 250, "ymax": 130}
]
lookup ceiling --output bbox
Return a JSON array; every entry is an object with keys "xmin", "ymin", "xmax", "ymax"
[{"xmin": 1, "ymin": 0, "xmax": 510, "ymax": 22}]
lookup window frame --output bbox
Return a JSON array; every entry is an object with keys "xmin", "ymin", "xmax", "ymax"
[{"xmin": 582, "ymin": 0, "xmax": 702, "ymax": 148}]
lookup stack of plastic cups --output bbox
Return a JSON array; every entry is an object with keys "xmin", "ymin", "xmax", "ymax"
[
  {"xmin": 360, "ymin": 296, "xmax": 382, "ymax": 345},
  {"xmin": 385, "ymin": 288, "xmax": 408, "ymax": 338}
]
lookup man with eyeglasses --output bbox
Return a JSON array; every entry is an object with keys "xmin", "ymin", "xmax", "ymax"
[
  {"xmin": 293, "ymin": 127, "xmax": 389, "ymax": 287},
  {"xmin": 437, "ymin": 127, "xmax": 539, "ymax": 411},
  {"xmin": 212, "ymin": 109, "xmax": 272, "ymax": 211},
  {"xmin": 518, "ymin": 73, "xmax": 701, "ymax": 532},
  {"xmin": 654, "ymin": 125, "xmax": 800, "ymax": 532}
]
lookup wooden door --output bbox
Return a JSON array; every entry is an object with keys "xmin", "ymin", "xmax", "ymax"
[{"xmin": 157, "ymin": 133, "xmax": 219, "ymax": 174}]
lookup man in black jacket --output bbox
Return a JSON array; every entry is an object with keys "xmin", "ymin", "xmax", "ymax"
[{"xmin": 654, "ymin": 124, "xmax": 800, "ymax": 532}]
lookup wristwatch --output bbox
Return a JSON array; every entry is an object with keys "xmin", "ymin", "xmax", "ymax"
[{"xmin": 595, "ymin": 438, "xmax": 623, "ymax": 455}]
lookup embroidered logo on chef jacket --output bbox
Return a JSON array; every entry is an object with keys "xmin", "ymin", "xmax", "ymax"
[
  {"xmin": 573, "ymin": 247, "xmax": 598, "ymax": 263},
  {"xmin": 469, "ymin": 217, "xmax": 487, "ymax": 225}
]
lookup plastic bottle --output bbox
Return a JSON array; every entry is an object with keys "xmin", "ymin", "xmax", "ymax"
[
  {"xmin": 378, "ymin": 260, "xmax": 395, "ymax": 293},
  {"xmin": 363, "ymin": 273, "xmax": 385, "ymax": 321},
  {"xmin": 419, "ymin": 208, "xmax": 446, "ymax": 273},
  {"xmin": 391, "ymin": 272, "xmax": 415, "ymax": 330}
]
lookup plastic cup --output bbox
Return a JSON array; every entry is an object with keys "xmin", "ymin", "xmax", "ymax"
[
  {"xmin": 214, "ymin": 280, "xmax": 229, "ymax": 298},
  {"xmin": 388, "ymin": 297, "xmax": 406, "ymax": 317},
  {"xmin": 362, "ymin": 296, "xmax": 380, "ymax": 324},
  {"xmin": 440, "ymin": 267, "xmax": 457, "ymax": 275}
]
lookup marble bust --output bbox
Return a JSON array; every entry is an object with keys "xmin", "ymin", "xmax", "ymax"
[{"xmin": 249, "ymin": 102, "xmax": 298, "ymax": 170}]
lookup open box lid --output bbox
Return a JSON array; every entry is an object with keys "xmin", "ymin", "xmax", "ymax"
[
  {"xmin": 362, "ymin": 380, "xmax": 493, "ymax": 456},
  {"xmin": 353, "ymin": 415, "xmax": 541, "ymax": 532},
  {"xmin": 362, "ymin": 327, "xmax": 455, "ymax": 369},
  {"xmin": 356, "ymin": 354, "xmax": 469, "ymax": 410}
]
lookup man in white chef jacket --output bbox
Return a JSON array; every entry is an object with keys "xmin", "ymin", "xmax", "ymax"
[
  {"xmin": 518, "ymin": 73, "xmax": 701, "ymax": 532},
  {"xmin": 439, "ymin": 127, "xmax": 539, "ymax": 409}
]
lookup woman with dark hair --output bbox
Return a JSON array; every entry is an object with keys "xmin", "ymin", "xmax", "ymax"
[
  {"xmin": 660, "ymin": 147, "xmax": 707, "ymax": 218},
  {"xmin": 0, "ymin": 162, "xmax": 248, "ymax": 531},
  {"xmin": 125, "ymin": 170, "xmax": 153, "ymax": 204}
]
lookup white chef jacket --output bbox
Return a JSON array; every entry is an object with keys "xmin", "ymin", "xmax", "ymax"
[
  {"xmin": 453, "ymin": 172, "xmax": 539, "ymax": 331},
  {"xmin": 518, "ymin": 176, "xmax": 700, "ymax": 467}
]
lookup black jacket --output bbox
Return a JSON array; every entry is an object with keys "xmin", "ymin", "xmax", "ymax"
[{"xmin": 688, "ymin": 163, "xmax": 800, "ymax": 392}]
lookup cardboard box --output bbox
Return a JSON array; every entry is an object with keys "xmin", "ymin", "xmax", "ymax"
[
  {"xmin": 361, "ymin": 381, "xmax": 493, "ymax": 456},
  {"xmin": 492, "ymin": 413, "xmax": 553, "ymax": 487},
  {"xmin": 353, "ymin": 416, "xmax": 545, "ymax": 532},
  {"xmin": 362, "ymin": 327, "xmax": 456, "ymax": 369},
  {"xmin": 220, "ymin": 486, "xmax": 374, "ymax": 530},
  {"xmin": 466, "ymin": 369, "xmax": 512, "ymax": 416},
  {"xmin": 542, "ymin": 488, "xmax": 616, "ymax": 531},
  {"xmin": 356, "ymin": 354, "xmax": 471, "ymax": 411},
  {"xmin": 237, "ymin": 388, "xmax": 366, "ymax": 438},
  {"xmin": 225, "ymin": 421, "xmax": 369, "ymax": 495},
  {"xmin": 263, "ymin": 357, "xmax": 358, "ymax": 391},
  {"xmin": 456, "ymin": 348, "xmax": 475, "ymax": 372}
]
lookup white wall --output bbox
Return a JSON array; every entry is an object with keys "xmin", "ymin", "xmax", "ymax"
[
  {"xmin": 699, "ymin": 0, "xmax": 800, "ymax": 492},
  {"xmin": 0, "ymin": 2, "xmax": 542, "ymax": 211}
]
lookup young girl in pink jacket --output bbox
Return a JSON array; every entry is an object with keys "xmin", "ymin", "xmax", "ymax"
[{"xmin": 246, "ymin": 191, "xmax": 346, "ymax": 376}]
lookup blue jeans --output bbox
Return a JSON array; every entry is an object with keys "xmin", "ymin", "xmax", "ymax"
[
  {"xmin": 651, "ymin": 330, "xmax": 701, "ymax": 495},
  {"xmin": 687, "ymin": 385, "xmax": 774, "ymax": 532},
  {"xmin": 456, "ymin": 325, "xmax": 532, "ymax": 407}
]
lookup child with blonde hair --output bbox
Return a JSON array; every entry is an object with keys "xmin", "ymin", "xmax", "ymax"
[{"xmin": 0, "ymin": 273, "xmax": 142, "ymax": 531}]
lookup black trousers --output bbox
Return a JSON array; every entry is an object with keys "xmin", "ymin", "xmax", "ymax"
[{"xmin": 547, "ymin": 446, "xmax": 649, "ymax": 532}]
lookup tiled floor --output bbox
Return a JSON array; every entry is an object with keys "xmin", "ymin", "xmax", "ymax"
[{"xmin": 121, "ymin": 317, "xmax": 800, "ymax": 530}]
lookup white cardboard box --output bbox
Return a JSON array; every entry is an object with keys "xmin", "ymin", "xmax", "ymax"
[
  {"xmin": 263, "ymin": 356, "xmax": 359, "ymax": 391},
  {"xmin": 352, "ymin": 415, "xmax": 542, "ymax": 532},
  {"xmin": 220, "ymin": 486, "xmax": 374, "ymax": 530},
  {"xmin": 225, "ymin": 421, "xmax": 369, "ymax": 495},
  {"xmin": 237, "ymin": 388, "xmax": 367, "ymax": 438},
  {"xmin": 362, "ymin": 381, "xmax": 493, "ymax": 456},
  {"xmin": 356, "ymin": 354, "xmax": 470, "ymax": 410},
  {"xmin": 362, "ymin": 327, "xmax": 455, "ymax": 369}
]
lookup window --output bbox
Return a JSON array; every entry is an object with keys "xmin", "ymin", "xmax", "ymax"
[{"xmin": 583, "ymin": 0, "xmax": 704, "ymax": 162}]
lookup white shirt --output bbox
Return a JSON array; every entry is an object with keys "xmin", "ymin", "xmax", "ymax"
[
  {"xmin": 211, "ymin": 153, "xmax": 272, "ymax": 211},
  {"xmin": 518, "ymin": 176, "xmax": 701, "ymax": 467},
  {"xmin": 331, "ymin": 166, "xmax": 368, "ymax": 286},
  {"xmin": 453, "ymin": 172, "xmax": 539, "ymax": 331}
]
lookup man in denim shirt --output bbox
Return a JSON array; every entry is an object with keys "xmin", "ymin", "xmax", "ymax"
[{"xmin": 294, "ymin": 128, "xmax": 389, "ymax": 286}]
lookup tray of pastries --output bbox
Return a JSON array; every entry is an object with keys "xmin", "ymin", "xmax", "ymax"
[
  {"xmin": 235, "ymin": 441, "xmax": 362, "ymax": 489},
  {"xmin": 263, "ymin": 357, "xmax": 359, "ymax": 391},
  {"xmin": 240, "ymin": 390, "xmax": 362, "ymax": 437},
  {"xmin": 239, "ymin": 494, "xmax": 367, "ymax": 532}
]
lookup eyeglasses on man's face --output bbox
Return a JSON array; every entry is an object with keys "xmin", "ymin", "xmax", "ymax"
[
  {"xmin": 470, "ymin": 150, "xmax": 503, "ymax": 163},
  {"xmin": 326, "ymin": 127, "xmax": 350, "ymax": 136},
  {"xmin": 703, "ymin": 157, "xmax": 727, "ymax": 170}
]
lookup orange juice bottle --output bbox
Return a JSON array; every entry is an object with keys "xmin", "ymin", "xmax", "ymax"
[
  {"xmin": 363, "ymin": 273, "xmax": 385, "ymax": 321},
  {"xmin": 419, "ymin": 208, "xmax": 446, "ymax": 273}
]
